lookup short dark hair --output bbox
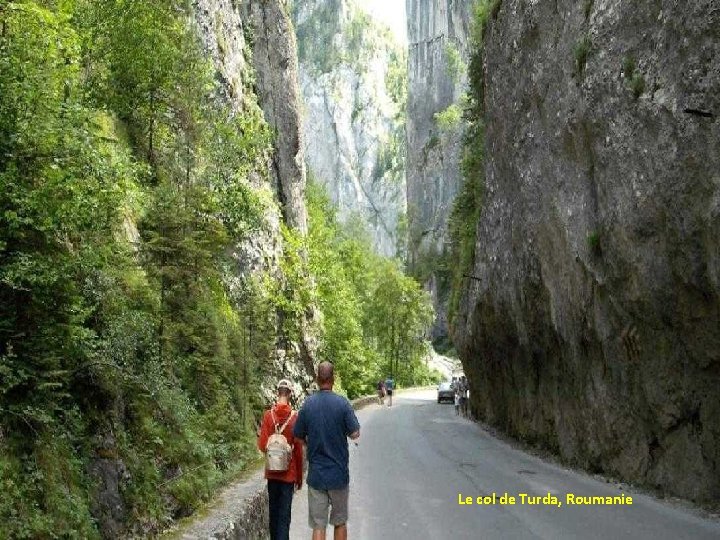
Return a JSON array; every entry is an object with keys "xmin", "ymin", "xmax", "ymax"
[
  {"xmin": 316, "ymin": 361, "xmax": 334, "ymax": 385},
  {"xmin": 278, "ymin": 386, "xmax": 291, "ymax": 398}
]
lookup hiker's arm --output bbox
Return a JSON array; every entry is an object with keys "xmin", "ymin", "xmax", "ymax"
[
  {"xmin": 257, "ymin": 412, "xmax": 270, "ymax": 452},
  {"xmin": 345, "ymin": 402, "xmax": 360, "ymax": 440},
  {"xmin": 292, "ymin": 408, "xmax": 306, "ymax": 443},
  {"xmin": 293, "ymin": 436, "xmax": 304, "ymax": 488}
]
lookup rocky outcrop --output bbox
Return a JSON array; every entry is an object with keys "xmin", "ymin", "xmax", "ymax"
[
  {"xmin": 292, "ymin": 0, "xmax": 406, "ymax": 256},
  {"xmin": 243, "ymin": 0, "xmax": 318, "ymax": 384},
  {"xmin": 88, "ymin": 434, "xmax": 129, "ymax": 539},
  {"xmin": 453, "ymin": 0, "xmax": 720, "ymax": 503},
  {"xmin": 406, "ymin": 0, "xmax": 473, "ymax": 339},
  {"xmin": 191, "ymin": 0, "xmax": 317, "ymax": 386},
  {"xmin": 244, "ymin": 0, "xmax": 308, "ymax": 234}
]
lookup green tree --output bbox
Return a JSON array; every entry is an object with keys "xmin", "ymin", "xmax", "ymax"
[
  {"xmin": 306, "ymin": 183, "xmax": 434, "ymax": 396},
  {"xmin": 0, "ymin": 1, "xmax": 274, "ymax": 535}
]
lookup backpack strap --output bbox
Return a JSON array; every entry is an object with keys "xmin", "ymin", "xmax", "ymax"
[{"xmin": 271, "ymin": 410, "xmax": 295, "ymax": 435}]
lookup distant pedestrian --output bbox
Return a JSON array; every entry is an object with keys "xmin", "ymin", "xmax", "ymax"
[
  {"xmin": 258, "ymin": 379, "xmax": 304, "ymax": 540},
  {"xmin": 384, "ymin": 377, "xmax": 394, "ymax": 407},
  {"xmin": 376, "ymin": 379, "xmax": 386, "ymax": 405},
  {"xmin": 294, "ymin": 362, "xmax": 360, "ymax": 540},
  {"xmin": 459, "ymin": 376, "xmax": 469, "ymax": 418},
  {"xmin": 454, "ymin": 388, "xmax": 460, "ymax": 415}
]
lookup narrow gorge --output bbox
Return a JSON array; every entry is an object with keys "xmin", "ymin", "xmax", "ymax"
[{"xmin": 1, "ymin": 0, "xmax": 719, "ymax": 537}]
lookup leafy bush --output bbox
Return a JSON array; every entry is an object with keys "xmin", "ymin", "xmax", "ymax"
[
  {"xmin": 434, "ymin": 103, "xmax": 463, "ymax": 130},
  {"xmin": 306, "ymin": 184, "xmax": 434, "ymax": 396},
  {"xmin": 623, "ymin": 55, "xmax": 636, "ymax": 77},
  {"xmin": 574, "ymin": 36, "xmax": 592, "ymax": 76},
  {"xmin": 587, "ymin": 231, "xmax": 602, "ymax": 255},
  {"xmin": 444, "ymin": 42, "xmax": 466, "ymax": 83},
  {"xmin": 0, "ymin": 1, "xmax": 273, "ymax": 536},
  {"xmin": 630, "ymin": 73, "xmax": 646, "ymax": 99},
  {"xmin": 623, "ymin": 56, "xmax": 645, "ymax": 99}
]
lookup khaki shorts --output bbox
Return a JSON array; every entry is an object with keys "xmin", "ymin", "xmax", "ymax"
[{"xmin": 307, "ymin": 485, "xmax": 349, "ymax": 529}]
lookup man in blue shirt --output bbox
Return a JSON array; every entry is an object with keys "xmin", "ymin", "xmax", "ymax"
[{"xmin": 294, "ymin": 362, "xmax": 360, "ymax": 540}]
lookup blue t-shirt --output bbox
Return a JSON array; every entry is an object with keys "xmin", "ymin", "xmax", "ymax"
[
  {"xmin": 293, "ymin": 390, "xmax": 360, "ymax": 490},
  {"xmin": 385, "ymin": 378, "xmax": 394, "ymax": 391}
]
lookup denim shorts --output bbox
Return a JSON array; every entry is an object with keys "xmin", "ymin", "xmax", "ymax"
[{"xmin": 307, "ymin": 485, "xmax": 349, "ymax": 528}]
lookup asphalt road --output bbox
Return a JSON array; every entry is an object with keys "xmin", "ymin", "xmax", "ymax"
[{"xmin": 289, "ymin": 390, "xmax": 720, "ymax": 539}]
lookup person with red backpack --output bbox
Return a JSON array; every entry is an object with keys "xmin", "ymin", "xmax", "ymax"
[{"xmin": 258, "ymin": 379, "xmax": 304, "ymax": 540}]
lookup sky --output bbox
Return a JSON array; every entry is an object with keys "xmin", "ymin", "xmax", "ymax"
[{"xmin": 358, "ymin": 0, "xmax": 408, "ymax": 45}]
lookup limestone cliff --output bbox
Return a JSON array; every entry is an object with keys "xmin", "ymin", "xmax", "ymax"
[
  {"xmin": 191, "ymin": 0, "xmax": 316, "ymax": 387},
  {"xmin": 453, "ymin": 0, "xmax": 720, "ymax": 503},
  {"xmin": 406, "ymin": 0, "xmax": 473, "ymax": 340},
  {"xmin": 243, "ymin": 0, "xmax": 308, "ymax": 234},
  {"xmin": 292, "ymin": 0, "xmax": 406, "ymax": 257}
]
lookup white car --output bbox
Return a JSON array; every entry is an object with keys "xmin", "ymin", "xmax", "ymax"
[{"xmin": 437, "ymin": 381, "xmax": 454, "ymax": 403}]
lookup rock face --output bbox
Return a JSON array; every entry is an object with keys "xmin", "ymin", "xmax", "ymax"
[
  {"xmin": 406, "ymin": 0, "xmax": 473, "ymax": 339},
  {"xmin": 453, "ymin": 0, "xmax": 720, "ymax": 503},
  {"xmin": 243, "ymin": 0, "xmax": 318, "ymax": 384},
  {"xmin": 292, "ymin": 0, "xmax": 406, "ymax": 256},
  {"xmin": 244, "ymin": 0, "xmax": 308, "ymax": 234}
]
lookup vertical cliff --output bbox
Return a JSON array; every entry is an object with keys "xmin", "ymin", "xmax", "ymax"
[
  {"xmin": 193, "ymin": 0, "xmax": 315, "ymax": 386},
  {"xmin": 243, "ymin": 0, "xmax": 318, "ymax": 384},
  {"xmin": 291, "ymin": 0, "xmax": 406, "ymax": 256},
  {"xmin": 243, "ymin": 0, "xmax": 308, "ymax": 234},
  {"xmin": 453, "ymin": 0, "xmax": 720, "ymax": 503},
  {"xmin": 406, "ymin": 0, "xmax": 473, "ymax": 340}
]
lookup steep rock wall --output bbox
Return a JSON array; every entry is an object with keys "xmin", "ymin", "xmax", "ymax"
[
  {"xmin": 453, "ymin": 0, "xmax": 720, "ymax": 503},
  {"xmin": 244, "ymin": 0, "xmax": 308, "ymax": 234},
  {"xmin": 406, "ymin": 0, "xmax": 473, "ymax": 339},
  {"xmin": 292, "ymin": 0, "xmax": 406, "ymax": 257},
  {"xmin": 191, "ymin": 0, "xmax": 316, "ymax": 386},
  {"xmin": 242, "ymin": 0, "xmax": 318, "ymax": 385}
]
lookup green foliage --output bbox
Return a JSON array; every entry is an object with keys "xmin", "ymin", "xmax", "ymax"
[
  {"xmin": 584, "ymin": 0, "xmax": 594, "ymax": 20},
  {"xmin": 386, "ymin": 49, "xmax": 408, "ymax": 110},
  {"xmin": 630, "ymin": 73, "xmax": 646, "ymax": 99},
  {"xmin": 574, "ymin": 36, "xmax": 592, "ymax": 76},
  {"xmin": 472, "ymin": 0, "xmax": 502, "ymax": 45},
  {"xmin": 373, "ymin": 129, "xmax": 406, "ymax": 186},
  {"xmin": 444, "ymin": 42, "xmax": 466, "ymax": 83},
  {"xmin": 293, "ymin": 3, "xmax": 397, "ymax": 76},
  {"xmin": 306, "ymin": 184, "xmax": 433, "ymax": 397},
  {"xmin": 434, "ymin": 103, "xmax": 463, "ymax": 130},
  {"xmin": 293, "ymin": 1, "xmax": 341, "ymax": 73},
  {"xmin": 623, "ymin": 56, "xmax": 645, "ymax": 99},
  {"xmin": 447, "ymin": 0, "xmax": 497, "ymax": 326},
  {"xmin": 587, "ymin": 231, "xmax": 601, "ymax": 255},
  {"xmin": 623, "ymin": 55, "xmax": 636, "ymax": 77},
  {"xmin": 0, "ymin": 0, "xmax": 272, "ymax": 536}
]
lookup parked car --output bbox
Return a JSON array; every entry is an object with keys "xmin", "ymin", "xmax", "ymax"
[{"xmin": 437, "ymin": 381, "xmax": 454, "ymax": 403}]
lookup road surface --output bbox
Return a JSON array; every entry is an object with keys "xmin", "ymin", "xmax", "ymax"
[{"xmin": 289, "ymin": 390, "xmax": 720, "ymax": 539}]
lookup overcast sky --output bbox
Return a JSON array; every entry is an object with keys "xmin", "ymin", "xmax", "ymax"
[{"xmin": 358, "ymin": 0, "xmax": 407, "ymax": 45}]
